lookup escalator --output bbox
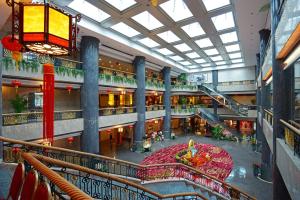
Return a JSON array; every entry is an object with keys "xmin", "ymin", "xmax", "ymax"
[{"xmin": 198, "ymin": 84, "xmax": 249, "ymax": 116}]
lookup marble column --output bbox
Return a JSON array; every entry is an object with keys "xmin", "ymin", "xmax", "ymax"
[
  {"xmin": 133, "ymin": 56, "xmax": 146, "ymax": 151},
  {"xmin": 212, "ymin": 70, "xmax": 218, "ymax": 115},
  {"xmin": 163, "ymin": 67, "xmax": 171, "ymax": 139},
  {"xmin": 259, "ymin": 29, "xmax": 272, "ymax": 181},
  {"xmin": 0, "ymin": 44, "xmax": 3, "ymax": 161},
  {"xmin": 80, "ymin": 36, "xmax": 100, "ymax": 154}
]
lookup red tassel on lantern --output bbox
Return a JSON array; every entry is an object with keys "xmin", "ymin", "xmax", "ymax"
[
  {"xmin": 43, "ymin": 64, "xmax": 55, "ymax": 145},
  {"xmin": 66, "ymin": 85, "xmax": 73, "ymax": 94},
  {"xmin": 67, "ymin": 137, "xmax": 74, "ymax": 144},
  {"xmin": 11, "ymin": 80, "xmax": 22, "ymax": 93},
  {"xmin": 1, "ymin": 35, "xmax": 23, "ymax": 52}
]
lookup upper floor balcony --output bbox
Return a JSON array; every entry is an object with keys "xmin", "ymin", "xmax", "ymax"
[
  {"xmin": 217, "ymin": 80, "xmax": 256, "ymax": 93},
  {"xmin": 171, "ymin": 84, "xmax": 198, "ymax": 93}
]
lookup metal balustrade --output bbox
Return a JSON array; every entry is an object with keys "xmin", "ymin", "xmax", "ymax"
[
  {"xmin": 280, "ymin": 120, "xmax": 300, "ymax": 158},
  {"xmin": 146, "ymin": 105, "xmax": 165, "ymax": 111},
  {"xmin": 2, "ymin": 110, "xmax": 82, "ymax": 126},
  {"xmin": 1, "ymin": 137, "xmax": 256, "ymax": 200},
  {"xmin": 264, "ymin": 109, "xmax": 273, "ymax": 126},
  {"xmin": 99, "ymin": 106, "xmax": 137, "ymax": 116}
]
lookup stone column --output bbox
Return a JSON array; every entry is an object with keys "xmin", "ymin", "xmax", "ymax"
[
  {"xmin": 133, "ymin": 56, "xmax": 146, "ymax": 151},
  {"xmin": 80, "ymin": 36, "xmax": 100, "ymax": 154},
  {"xmin": 259, "ymin": 29, "xmax": 273, "ymax": 181},
  {"xmin": 212, "ymin": 70, "xmax": 218, "ymax": 115},
  {"xmin": 163, "ymin": 67, "xmax": 171, "ymax": 139},
  {"xmin": 0, "ymin": 44, "xmax": 3, "ymax": 161}
]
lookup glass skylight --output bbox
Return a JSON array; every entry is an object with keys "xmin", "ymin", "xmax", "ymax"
[
  {"xmin": 132, "ymin": 11, "xmax": 163, "ymax": 30},
  {"xmin": 215, "ymin": 61, "xmax": 226, "ymax": 65},
  {"xmin": 157, "ymin": 31, "xmax": 180, "ymax": 43},
  {"xmin": 195, "ymin": 38, "xmax": 213, "ymax": 48},
  {"xmin": 202, "ymin": 0, "xmax": 230, "ymax": 11},
  {"xmin": 68, "ymin": 0, "xmax": 110, "ymax": 23},
  {"xmin": 204, "ymin": 48, "xmax": 219, "ymax": 56},
  {"xmin": 160, "ymin": 0, "xmax": 193, "ymax": 22},
  {"xmin": 104, "ymin": 0, "xmax": 136, "ymax": 11},
  {"xmin": 201, "ymin": 63, "xmax": 211, "ymax": 67},
  {"xmin": 181, "ymin": 22, "xmax": 205, "ymax": 37},
  {"xmin": 211, "ymin": 12, "xmax": 235, "ymax": 31},
  {"xmin": 188, "ymin": 65, "xmax": 201, "ymax": 69},
  {"xmin": 210, "ymin": 55, "xmax": 223, "ymax": 61},
  {"xmin": 225, "ymin": 44, "xmax": 240, "ymax": 52},
  {"xmin": 180, "ymin": 61, "xmax": 191, "ymax": 65},
  {"xmin": 138, "ymin": 38, "xmax": 159, "ymax": 48},
  {"xmin": 220, "ymin": 31, "xmax": 238, "ymax": 44},
  {"xmin": 156, "ymin": 48, "xmax": 174, "ymax": 55},
  {"xmin": 231, "ymin": 58, "xmax": 243, "ymax": 63},
  {"xmin": 174, "ymin": 43, "xmax": 192, "ymax": 52},
  {"xmin": 194, "ymin": 58, "xmax": 206, "ymax": 63},
  {"xmin": 170, "ymin": 55, "xmax": 184, "ymax": 61},
  {"xmin": 229, "ymin": 52, "xmax": 242, "ymax": 59},
  {"xmin": 111, "ymin": 22, "xmax": 140, "ymax": 37},
  {"xmin": 186, "ymin": 52, "xmax": 200, "ymax": 58}
]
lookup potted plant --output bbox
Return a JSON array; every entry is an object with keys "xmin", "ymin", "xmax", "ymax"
[{"xmin": 10, "ymin": 94, "xmax": 27, "ymax": 113}]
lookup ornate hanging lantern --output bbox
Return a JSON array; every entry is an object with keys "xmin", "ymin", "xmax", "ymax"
[
  {"xmin": 67, "ymin": 136, "xmax": 75, "ymax": 144},
  {"xmin": 11, "ymin": 80, "xmax": 22, "ymax": 93},
  {"xmin": 150, "ymin": 0, "xmax": 158, "ymax": 7},
  {"xmin": 66, "ymin": 85, "xmax": 73, "ymax": 94}
]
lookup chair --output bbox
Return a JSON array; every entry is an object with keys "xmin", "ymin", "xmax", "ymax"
[
  {"xmin": 33, "ymin": 182, "xmax": 52, "ymax": 200},
  {"xmin": 19, "ymin": 170, "xmax": 38, "ymax": 200},
  {"xmin": 6, "ymin": 163, "xmax": 25, "ymax": 200}
]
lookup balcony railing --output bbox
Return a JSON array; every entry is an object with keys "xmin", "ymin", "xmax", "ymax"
[
  {"xmin": 146, "ymin": 105, "xmax": 165, "ymax": 111},
  {"xmin": 171, "ymin": 105, "xmax": 197, "ymax": 115},
  {"xmin": 264, "ymin": 109, "xmax": 273, "ymax": 125},
  {"xmin": 280, "ymin": 119, "xmax": 300, "ymax": 158},
  {"xmin": 2, "ymin": 110, "xmax": 82, "ymax": 126},
  {"xmin": 99, "ymin": 73, "xmax": 136, "ymax": 86},
  {"xmin": 145, "ymin": 78, "xmax": 165, "ymax": 90},
  {"xmin": 99, "ymin": 106, "xmax": 136, "ymax": 116},
  {"xmin": 171, "ymin": 84, "xmax": 198, "ymax": 91}
]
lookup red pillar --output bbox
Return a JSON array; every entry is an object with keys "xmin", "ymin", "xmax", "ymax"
[{"xmin": 43, "ymin": 64, "xmax": 55, "ymax": 145}]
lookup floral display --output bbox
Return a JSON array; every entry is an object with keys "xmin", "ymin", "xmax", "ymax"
[{"xmin": 151, "ymin": 131, "xmax": 164, "ymax": 142}]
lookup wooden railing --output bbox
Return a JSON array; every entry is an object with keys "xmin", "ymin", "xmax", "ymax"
[
  {"xmin": 27, "ymin": 153, "xmax": 207, "ymax": 200},
  {"xmin": 264, "ymin": 109, "xmax": 273, "ymax": 126},
  {"xmin": 22, "ymin": 153, "xmax": 92, "ymax": 199},
  {"xmin": 280, "ymin": 119, "xmax": 300, "ymax": 157},
  {"xmin": 0, "ymin": 136, "xmax": 256, "ymax": 200}
]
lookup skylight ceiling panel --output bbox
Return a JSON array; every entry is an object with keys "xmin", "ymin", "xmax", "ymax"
[
  {"xmin": 68, "ymin": 0, "xmax": 110, "ymax": 23},
  {"xmin": 211, "ymin": 12, "xmax": 235, "ymax": 31},
  {"xmin": 225, "ymin": 44, "xmax": 240, "ymax": 52},
  {"xmin": 104, "ymin": 0, "xmax": 136, "ymax": 11},
  {"xmin": 138, "ymin": 38, "xmax": 160, "ymax": 48},
  {"xmin": 215, "ymin": 61, "xmax": 226, "ymax": 65},
  {"xmin": 229, "ymin": 52, "xmax": 242, "ymax": 59},
  {"xmin": 231, "ymin": 58, "xmax": 243, "ymax": 63},
  {"xmin": 201, "ymin": 63, "xmax": 211, "ymax": 67},
  {"xmin": 186, "ymin": 52, "xmax": 200, "ymax": 58},
  {"xmin": 220, "ymin": 31, "xmax": 238, "ymax": 44},
  {"xmin": 195, "ymin": 38, "xmax": 213, "ymax": 48},
  {"xmin": 132, "ymin": 11, "xmax": 163, "ymax": 30},
  {"xmin": 180, "ymin": 61, "xmax": 191, "ymax": 66},
  {"xmin": 194, "ymin": 58, "xmax": 206, "ymax": 63},
  {"xmin": 157, "ymin": 31, "xmax": 180, "ymax": 43},
  {"xmin": 170, "ymin": 55, "xmax": 184, "ymax": 61},
  {"xmin": 202, "ymin": 0, "xmax": 230, "ymax": 11},
  {"xmin": 156, "ymin": 48, "xmax": 174, "ymax": 55},
  {"xmin": 174, "ymin": 43, "xmax": 192, "ymax": 52},
  {"xmin": 204, "ymin": 48, "xmax": 219, "ymax": 56},
  {"xmin": 111, "ymin": 22, "xmax": 140, "ymax": 37},
  {"xmin": 160, "ymin": 0, "xmax": 193, "ymax": 22},
  {"xmin": 181, "ymin": 22, "xmax": 205, "ymax": 37},
  {"xmin": 210, "ymin": 55, "xmax": 223, "ymax": 61}
]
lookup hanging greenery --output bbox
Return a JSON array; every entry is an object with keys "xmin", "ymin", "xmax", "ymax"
[{"xmin": 10, "ymin": 94, "xmax": 27, "ymax": 113}]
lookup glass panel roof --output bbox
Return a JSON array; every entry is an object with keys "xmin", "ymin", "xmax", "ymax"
[
  {"xmin": 68, "ymin": 0, "xmax": 110, "ymax": 23},
  {"xmin": 211, "ymin": 12, "xmax": 235, "ymax": 31},
  {"xmin": 195, "ymin": 38, "xmax": 213, "ymax": 48},
  {"xmin": 174, "ymin": 43, "xmax": 192, "ymax": 52},
  {"xmin": 132, "ymin": 11, "xmax": 163, "ymax": 30},
  {"xmin": 138, "ymin": 37, "xmax": 160, "ymax": 48},
  {"xmin": 225, "ymin": 44, "xmax": 240, "ymax": 52},
  {"xmin": 111, "ymin": 22, "xmax": 140, "ymax": 37},
  {"xmin": 220, "ymin": 31, "xmax": 238, "ymax": 44},
  {"xmin": 231, "ymin": 58, "xmax": 243, "ymax": 63},
  {"xmin": 210, "ymin": 55, "xmax": 223, "ymax": 61},
  {"xmin": 160, "ymin": 0, "xmax": 193, "ymax": 22},
  {"xmin": 204, "ymin": 48, "xmax": 219, "ymax": 56},
  {"xmin": 181, "ymin": 22, "xmax": 205, "ymax": 37},
  {"xmin": 202, "ymin": 0, "xmax": 230, "ymax": 11},
  {"xmin": 229, "ymin": 52, "xmax": 242, "ymax": 59},
  {"xmin": 215, "ymin": 61, "xmax": 226, "ymax": 65},
  {"xmin": 157, "ymin": 31, "xmax": 180, "ymax": 43},
  {"xmin": 156, "ymin": 48, "xmax": 174, "ymax": 55},
  {"xmin": 170, "ymin": 55, "xmax": 184, "ymax": 61},
  {"xmin": 201, "ymin": 63, "xmax": 211, "ymax": 67},
  {"xmin": 180, "ymin": 61, "xmax": 191, "ymax": 65},
  {"xmin": 194, "ymin": 58, "xmax": 206, "ymax": 63},
  {"xmin": 186, "ymin": 52, "xmax": 200, "ymax": 58},
  {"xmin": 104, "ymin": 0, "xmax": 136, "ymax": 11}
]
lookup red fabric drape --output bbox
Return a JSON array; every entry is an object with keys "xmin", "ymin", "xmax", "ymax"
[{"xmin": 43, "ymin": 64, "xmax": 55, "ymax": 144}]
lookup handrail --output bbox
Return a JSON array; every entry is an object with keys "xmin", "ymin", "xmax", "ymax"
[
  {"xmin": 280, "ymin": 119, "xmax": 300, "ymax": 136},
  {"xmin": 0, "ymin": 136, "xmax": 256, "ymax": 200},
  {"xmin": 30, "ymin": 153, "xmax": 208, "ymax": 200},
  {"xmin": 280, "ymin": 119, "xmax": 300, "ymax": 157},
  {"xmin": 22, "ymin": 153, "xmax": 92, "ymax": 200},
  {"xmin": 100, "ymin": 66, "xmax": 136, "ymax": 75},
  {"xmin": 3, "ymin": 109, "xmax": 83, "ymax": 116},
  {"xmin": 289, "ymin": 120, "xmax": 300, "ymax": 129},
  {"xmin": 264, "ymin": 109, "xmax": 273, "ymax": 116}
]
